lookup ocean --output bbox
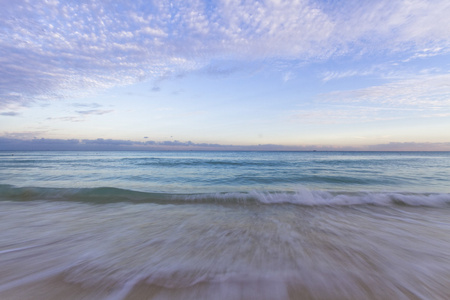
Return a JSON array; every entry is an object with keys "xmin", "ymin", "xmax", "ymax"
[{"xmin": 0, "ymin": 151, "xmax": 449, "ymax": 299}]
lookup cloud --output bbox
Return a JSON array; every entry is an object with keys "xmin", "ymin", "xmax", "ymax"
[
  {"xmin": 203, "ymin": 63, "xmax": 243, "ymax": 77},
  {"xmin": 1, "ymin": 137, "xmax": 449, "ymax": 151},
  {"xmin": 320, "ymin": 74, "xmax": 450, "ymax": 108},
  {"xmin": 76, "ymin": 109, "xmax": 114, "ymax": 115},
  {"xmin": 82, "ymin": 138, "xmax": 136, "ymax": 146},
  {"xmin": 46, "ymin": 116, "xmax": 85, "ymax": 122},
  {"xmin": 1, "ymin": 0, "xmax": 450, "ymax": 107},
  {"xmin": 321, "ymin": 69, "xmax": 376, "ymax": 82},
  {"xmin": 47, "ymin": 109, "xmax": 114, "ymax": 122},
  {"xmin": 71, "ymin": 103, "xmax": 102, "ymax": 108},
  {"xmin": 283, "ymin": 72, "xmax": 293, "ymax": 82},
  {"xmin": 0, "ymin": 137, "xmax": 224, "ymax": 151},
  {"xmin": 0, "ymin": 111, "xmax": 20, "ymax": 116},
  {"xmin": 44, "ymin": 107, "xmax": 114, "ymax": 122},
  {"xmin": 289, "ymin": 72, "xmax": 450, "ymax": 124},
  {"xmin": 289, "ymin": 106, "xmax": 392, "ymax": 125}
]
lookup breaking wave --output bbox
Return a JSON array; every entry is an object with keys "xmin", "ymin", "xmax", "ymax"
[{"xmin": 1, "ymin": 184, "xmax": 449, "ymax": 207}]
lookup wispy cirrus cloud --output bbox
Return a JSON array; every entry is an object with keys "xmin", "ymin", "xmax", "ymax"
[
  {"xmin": 46, "ymin": 108, "xmax": 114, "ymax": 122},
  {"xmin": 321, "ymin": 67, "xmax": 381, "ymax": 82},
  {"xmin": 289, "ymin": 106, "xmax": 390, "ymax": 125},
  {"xmin": 320, "ymin": 74, "xmax": 450, "ymax": 108},
  {"xmin": 289, "ymin": 72, "xmax": 450, "ymax": 125},
  {"xmin": 46, "ymin": 116, "xmax": 85, "ymax": 123},
  {"xmin": 71, "ymin": 103, "xmax": 102, "ymax": 108},
  {"xmin": 75, "ymin": 109, "xmax": 114, "ymax": 116},
  {"xmin": 1, "ymin": 0, "xmax": 450, "ymax": 109}
]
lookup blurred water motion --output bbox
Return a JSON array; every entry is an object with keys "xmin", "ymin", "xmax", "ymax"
[{"xmin": 1, "ymin": 200, "xmax": 450, "ymax": 299}]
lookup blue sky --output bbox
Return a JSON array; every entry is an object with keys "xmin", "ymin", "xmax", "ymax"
[{"xmin": 1, "ymin": 0, "xmax": 450, "ymax": 151}]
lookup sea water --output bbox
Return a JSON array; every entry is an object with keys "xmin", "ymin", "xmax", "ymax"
[{"xmin": 0, "ymin": 151, "xmax": 449, "ymax": 299}]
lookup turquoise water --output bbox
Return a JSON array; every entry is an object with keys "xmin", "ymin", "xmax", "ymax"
[
  {"xmin": 1, "ymin": 151, "xmax": 450, "ymax": 299},
  {"xmin": 1, "ymin": 150, "xmax": 449, "ymax": 194}
]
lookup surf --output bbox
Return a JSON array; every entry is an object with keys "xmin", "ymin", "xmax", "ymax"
[{"xmin": 1, "ymin": 184, "xmax": 449, "ymax": 207}]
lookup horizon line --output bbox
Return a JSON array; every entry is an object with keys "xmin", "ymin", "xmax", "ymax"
[{"xmin": 1, "ymin": 137, "xmax": 450, "ymax": 152}]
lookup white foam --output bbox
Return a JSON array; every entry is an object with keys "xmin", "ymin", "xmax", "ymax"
[
  {"xmin": 181, "ymin": 190, "xmax": 450, "ymax": 207},
  {"xmin": 1, "ymin": 198, "xmax": 450, "ymax": 299}
]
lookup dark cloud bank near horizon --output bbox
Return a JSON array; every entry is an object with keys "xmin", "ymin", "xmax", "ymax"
[{"xmin": 0, "ymin": 137, "xmax": 449, "ymax": 152}]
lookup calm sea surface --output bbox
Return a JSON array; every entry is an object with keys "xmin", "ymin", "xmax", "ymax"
[{"xmin": 1, "ymin": 151, "xmax": 450, "ymax": 299}]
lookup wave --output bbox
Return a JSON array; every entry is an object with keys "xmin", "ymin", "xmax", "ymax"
[
  {"xmin": 0, "ymin": 184, "xmax": 449, "ymax": 207},
  {"xmin": 130, "ymin": 158, "xmax": 291, "ymax": 168}
]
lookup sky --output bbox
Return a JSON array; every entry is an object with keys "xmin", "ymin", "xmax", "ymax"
[{"xmin": 1, "ymin": 0, "xmax": 450, "ymax": 151}]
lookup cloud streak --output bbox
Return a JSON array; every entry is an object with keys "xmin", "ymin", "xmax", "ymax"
[
  {"xmin": 293, "ymin": 73, "xmax": 450, "ymax": 124},
  {"xmin": 320, "ymin": 74, "xmax": 450, "ymax": 107},
  {"xmin": 1, "ymin": 0, "xmax": 450, "ymax": 108},
  {"xmin": 76, "ymin": 109, "xmax": 114, "ymax": 115},
  {"xmin": 0, "ymin": 112, "xmax": 20, "ymax": 117}
]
